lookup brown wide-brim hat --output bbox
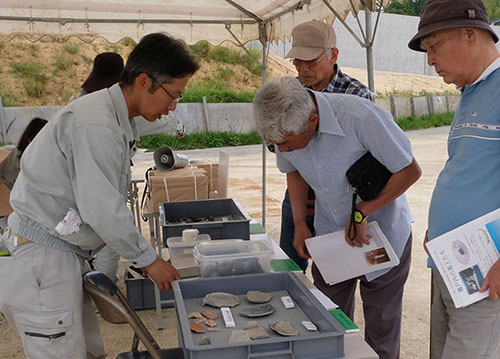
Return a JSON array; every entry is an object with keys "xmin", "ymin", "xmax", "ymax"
[
  {"xmin": 82, "ymin": 52, "xmax": 124, "ymax": 93},
  {"xmin": 408, "ymin": 0, "xmax": 499, "ymax": 52}
]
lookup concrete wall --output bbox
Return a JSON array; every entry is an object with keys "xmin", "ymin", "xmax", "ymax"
[
  {"xmin": 0, "ymin": 95, "xmax": 458, "ymax": 144},
  {"xmin": 259, "ymin": 11, "xmax": 500, "ymax": 76}
]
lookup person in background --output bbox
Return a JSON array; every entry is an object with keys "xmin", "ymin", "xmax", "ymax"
[
  {"xmin": 79, "ymin": 52, "xmax": 129, "ymax": 282},
  {"xmin": 0, "ymin": 118, "xmax": 48, "ymax": 232},
  {"xmin": 254, "ymin": 77, "xmax": 421, "ymax": 359},
  {"xmin": 0, "ymin": 33, "xmax": 199, "ymax": 359},
  {"xmin": 408, "ymin": 0, "xmax": 500, "ymax": 358},
  {"xmin": 0, "ymin": 117, "xmax": 48, "ymax": 190},
  {"xmin": 80, "ymin": 52, "xmax": 124, "ymax": 97},
  {"xmin": 279, "ymin": 20, "xmax": 373, "ymax": 272}
]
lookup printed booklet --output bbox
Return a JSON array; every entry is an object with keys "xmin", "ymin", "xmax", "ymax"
[
  {"xmin": 305, "ymin": 221, "xmax": 399, "ymax": 285},
  {"xmin": 426, "ymin": 208, "xmax": 500, "ymax": 308}
]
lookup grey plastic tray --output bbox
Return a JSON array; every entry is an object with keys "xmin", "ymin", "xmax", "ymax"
[
  {"xmin": 173, "ymin": 272, "xmax": 345, "ymax": 359},
  {"xmin": 159, "ymin": 198, "xmax": 251, "ymax": 243}
]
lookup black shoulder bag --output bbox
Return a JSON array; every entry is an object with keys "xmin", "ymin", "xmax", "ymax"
[{"xmin": 345, "ymin": 152, "xmax": 392, "ymax": 240}]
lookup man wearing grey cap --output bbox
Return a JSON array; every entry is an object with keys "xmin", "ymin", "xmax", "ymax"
[
  {"xmin": 279, "ymin": 20, "xmax": 373, "ymax": 273},
  {"xmin": 409, "ymin": 0, "xmax": 500, "ymax": 358}
]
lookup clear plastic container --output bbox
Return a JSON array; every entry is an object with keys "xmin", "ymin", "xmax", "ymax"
[
  {"xmin": 166, "ymin": 234, "xmax": 211, "ymax": 258},
  {"xmin": 193, "ymin": 239, "xmax": 271, "ymax": 277}
]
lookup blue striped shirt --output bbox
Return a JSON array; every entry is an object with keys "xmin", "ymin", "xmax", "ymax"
[
  {"xmin": 427, "ymin": 58, "xmax": 500, "ymax": 269},
  {"xmin": 276, "ymin": 91, "xmax": 413, "ymax": 280}
]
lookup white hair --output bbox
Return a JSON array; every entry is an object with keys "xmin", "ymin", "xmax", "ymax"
[{"xmin": 252, "ymin": 77, "xmax": 315, "ymax": 143}]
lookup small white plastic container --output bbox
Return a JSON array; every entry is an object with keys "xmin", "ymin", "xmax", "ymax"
[
  {"xmin": 193, "ymin": 239, "xmax": 272, "ymax": 278},
  {"xmin": 166, "ymin": 234, "xmax": 212, "ymax": 258}
]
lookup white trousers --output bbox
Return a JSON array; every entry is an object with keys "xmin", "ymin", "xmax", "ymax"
[{"xmin": 0, "ymin": 234, "xmax": 106, "ymax": 359}]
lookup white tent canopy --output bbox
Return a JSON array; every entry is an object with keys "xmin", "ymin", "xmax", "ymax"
[
  {"xmin": 0, "ymin": 0, "xmax": 391, "ymax": 228},
  {"xmin": 0, "ymin": 0, "xmax": 385, "ymax": 45}
]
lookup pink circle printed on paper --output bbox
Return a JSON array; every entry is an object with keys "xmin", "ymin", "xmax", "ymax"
[{"xmin": 452, "ymin": 240, "xmax": 470, "ymax": 265}]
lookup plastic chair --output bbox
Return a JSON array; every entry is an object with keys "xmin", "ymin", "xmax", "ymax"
[{"xmin": 83, "ymin": 271, "xmax": 185, "ymax": 359}]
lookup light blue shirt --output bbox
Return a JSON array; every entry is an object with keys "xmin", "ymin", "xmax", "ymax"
[
  {"xmin": 427, "ymin": 58, "xmax": 500, "ymax": 269},
  {"xmin": 276, "ymin": 91, "xmax": 413, "ymax": 280}
]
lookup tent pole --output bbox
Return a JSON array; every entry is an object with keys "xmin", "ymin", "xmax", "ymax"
[
  {"xmin": 365, "ymin": 9, "xmax": 374, "ymax": 92},
  {"xmin": 261, "ymin": 36, "xmax": 268, "ymax": 228}
]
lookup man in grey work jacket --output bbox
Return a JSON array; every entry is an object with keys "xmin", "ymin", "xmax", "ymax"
[
  {"xmin": 253, "ymin": 77, "xmax": 421, "ymax": 359},
  {"xmin": 0, "ymin": 33, "xmax": 199, "ymax": 359}
]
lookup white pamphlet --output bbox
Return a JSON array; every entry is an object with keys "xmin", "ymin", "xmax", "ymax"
[
  {"xmin": 426, "ymin": 208, "xmax": 500, "ymax": 308},
  {"xmin": 305, "ymin": 221, "xmax": 399, "ymax": 285}
]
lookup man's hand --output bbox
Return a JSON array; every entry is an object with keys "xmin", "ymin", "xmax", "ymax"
[
  {"xmin": 480, "ymin": 259, "xmax": 500, "ymax": 300},
  {"xmin": 344, "ymin": 218, "xmax": 370, "ymax": 248},
  {"xmin": 293, "ymin": 223, "xmax": 312, "ymax": 259},
  {"xmin": 141, "ymin": 255, "xmax": 181, "ymax": 291}
]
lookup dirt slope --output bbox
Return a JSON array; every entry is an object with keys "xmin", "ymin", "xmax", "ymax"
[{"xmin": 0, "ymin": 37, "xmax": 457, "ymax": 107}]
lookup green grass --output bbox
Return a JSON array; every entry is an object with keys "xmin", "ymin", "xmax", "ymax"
[
  {"xmin": 63, "ymin": 44, "xmax": 80, "ymax": 55},
  {"xmin": 140, "ymin": 131, "xmax": 262, "ymax": 151},
  {"xmin": 396, "ymin": 112, "xmax": 454, "ymax": 131},
  {"xmin": 139, "ymin": 113, "xmax": 454, "ymax": 152},
  {"xmin": 182, "ymin": 83, "xmax": 255, "ymax": 103},
  {"xmin": 189, "ymin": 40, "xmax": 263, "ymax": 76},
  {"xmin": 9, "ymin": 61, "xmax": 50, "ymax": 98}
]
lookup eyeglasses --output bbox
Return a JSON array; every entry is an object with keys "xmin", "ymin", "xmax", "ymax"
[
  {"xmin": 291, "ymin": 52, "xmax": 327, "ymax": 67},
  {"xmin": 147, "ymin": 74, "xmax": 183, "ymax": 103}
]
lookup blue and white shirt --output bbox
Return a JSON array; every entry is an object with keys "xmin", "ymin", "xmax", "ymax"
[
  {"xmin": 427, "ymin": 57, "xmax": 500, "ymax": 269},
  {"xmin": 276, "ymin": 91, "xmax": 413, "ymax": 280}
]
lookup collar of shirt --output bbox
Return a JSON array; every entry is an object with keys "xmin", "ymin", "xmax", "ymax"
[
  {"xmin": 470, "ymin": 56, "xmax": 500, "ymax": 85},
  {"xmin": 309, "ymin": 90, "xmax": 345, "ymax": 138},
  {"xmin": 107, "ymin": 83, "xmax": 137, "ymax": 148},
  {"xmin": 322, "ymin": 64, "xmax": 344, "ymax": 93}
]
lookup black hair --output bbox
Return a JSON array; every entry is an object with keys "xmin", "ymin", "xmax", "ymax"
[
  {"xmin": 17, "ymin": 117, "xmax": 48, "ymax": 153},
  {"xmin": 120, "ymin": 33, "xmax": 199, "ymax": 89}
]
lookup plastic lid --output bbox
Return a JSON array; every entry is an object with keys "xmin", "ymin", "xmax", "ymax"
[
  {"xmin": 193, "ymin": 239, "xmax": 271, "ymax": 259},
  {"xmin": 167, "ymin": 234, "xmax": 211, "ymax": 248}
]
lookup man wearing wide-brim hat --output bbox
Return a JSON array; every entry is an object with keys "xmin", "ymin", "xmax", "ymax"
[{"xmin": 409, "ymin": 0, "xmax": 500, "ymax": 358}]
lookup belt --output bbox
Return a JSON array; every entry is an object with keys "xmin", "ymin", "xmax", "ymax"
[{"xmin": 10, "ymin": 230, "xmax": 33, "ymax": 246}]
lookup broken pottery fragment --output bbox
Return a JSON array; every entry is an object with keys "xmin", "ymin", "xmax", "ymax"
[
  {"xmin": 239, "ymin": 303, "xmax": 275, "ymax": 318},
  {"xmin": 246, "ymin": 290, "xmax": 272, "ymax": 304},
  {"xmin": 228, "ymin": 329, "xmax": 251, "ymax": 343},
  {"xmin": 194, "ymin": 318, "xmax": 205, "ymax": 324},
  {"xmin": 190, "ymin": 321, "xmax": 206, "ymax": 334},
  {"xmin": 199, "ymin": 336, "xmax": 211, "ymax": 346},
  {"xmin": 269, "ymin": 320, "xmax": 299, "ymax": 336},
  {"xmin": 202, "ymin": 292, "xmax": 240, "ymax": 308},
  {"xmin": 207, "ymin": 327, "xmax": 221, "ymax": 332},
  {"xmin": 205, "ymin": 319, "xmax": 217, "ymax": 327},
  {"xmin": 244, "ymin": 321, "xmax": 269, "ymax": 340},
  {"xmin": 201, "ymin": 309, "xmax": 217, "ymax": 319},
  {"xmin": 188, "ymin": 312, "xmax": 203, "ymax": 319}
]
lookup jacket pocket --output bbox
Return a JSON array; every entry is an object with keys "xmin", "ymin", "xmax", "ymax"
[{"xmin": 15, "ymin": 309, "xmax": 75, "ymax": 359}]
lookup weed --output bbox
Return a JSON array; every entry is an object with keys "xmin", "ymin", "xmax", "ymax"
[
  {"xmin": 182, "ymin": 83, "xmax": 255, "ymax": 103},
  {"xmin": 23, "ymin": 75, "xmax": 49, "ymax": 98},
  {"xmin": 105, "ymin": 44, "xmax": 120, "ymax": 53},
  {"xmin": 63, "ymin": 43, "xmax": 80, "ymax": 55},
  {"xmin": 122, "ymin": 37, "xmax": 137, "ymax": 47},
  {"xmin": 59, "ymin": 88, "xmax": 75, "ymax": 103},
  {"xmin": 140, "ymin": 131, "xmax": 262, "ymax": 151},
  {"xmin": 396, "ymin": 112, "xmax": 454, "ymax": 131},
  {"xmin": 0, "ymin": 90, "xmax": 18, "ymax": 107},
  {"xmin": 54, "ymin": 50, "xmax": 74, "ymax": 71},
  {"xmin": 9, "ymin": 61, "xmax": 45, "ymax": 78},
  {"xmin": 216, "ymin": 66, "xmax": 235, "ymax": 80},
  {"xmin": 190, "ymin": 40, "xmax": 212, "ymax": 58}
]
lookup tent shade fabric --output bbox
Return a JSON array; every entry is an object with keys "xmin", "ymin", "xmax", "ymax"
[{"xmin": 0, "ymin": 0, "xmax": 363, "ymax": 45}]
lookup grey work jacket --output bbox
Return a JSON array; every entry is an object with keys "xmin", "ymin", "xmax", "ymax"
[{"xmin": 8, "ymin": 84, "xmax": 156, "ymax": 267}]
